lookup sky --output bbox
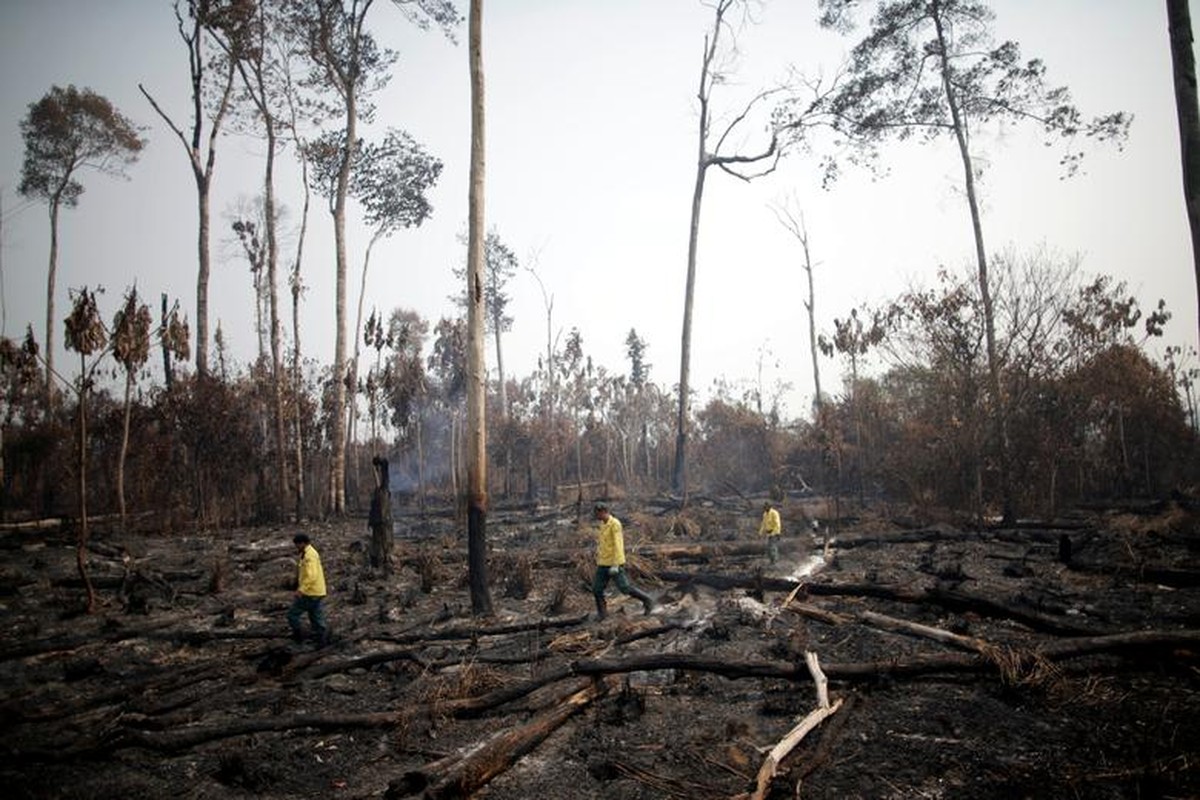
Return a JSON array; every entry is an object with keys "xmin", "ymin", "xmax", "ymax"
[{"xmin": 0, "ymin": 0, "xmax": 1197, "ymax": 422}]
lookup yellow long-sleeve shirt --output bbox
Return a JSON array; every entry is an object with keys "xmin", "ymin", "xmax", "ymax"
[
  {"xmin": 297, "ymin": 543, "xmax": 327, "ymax": 597},
  {"xmin": 595, "ymin": 515, "xmax": 626, "ymax": 567},
  {"xmin": 759, "ymin": 508, "xmax": 782, "ymax": 537}
]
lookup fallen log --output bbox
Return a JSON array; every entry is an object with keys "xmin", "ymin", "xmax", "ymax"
[
  {"xmin": 0, "ymin": 618, "xmax": 177, "ymax": 662},
  {"xmin": 387, "ymin": 675, "xmax": 616, "ymax": 799},
  {"xmin": 656, "ymin": 569, "xmax": 1102, "ymax": 636},
  {"xmin": 371, "ymin": 614, "xmax": 588, "ymax": 646},
  {"xmin": 569, "ymin": 630, "xmax": 1200, "ymax": 684},
  {"xmin": 433, "ymin": 666, "xmax": 574, "ymax": 719},
  {"xmin": 296, "ymin": 647, "xmax": 426, "ymax": 681},
  {"xmin": 852, "ymin": 609, "xmax": 996, "ymax": 655},
  {"xmin": 742, "ymin": 652, "xmax": 843, "ymax": 800},
  {"xmin": 118, "ymin": 709, "xmax": 414, "ymax": 754}
]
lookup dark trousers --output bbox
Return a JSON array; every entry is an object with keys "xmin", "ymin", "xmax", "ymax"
[
  {"xmin": 592, "ymin": 565, "xmax": 635, "ymax": 597},
  {"xmin": 766, "ymin": 535, "xmax": 779, "ymax": 564},
  {"xmin": 287, "ymin": 594, "xmax": 327, "ymax": 641}
]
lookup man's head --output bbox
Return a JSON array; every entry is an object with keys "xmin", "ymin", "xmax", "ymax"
[
  {"xmin": 293, "ymin": 533, "xmax": 311, "ymax": 551},
  {"xmin": 762, "ymin": 501, "xmax": 773, "ymax": 512},
  {"xmin": 593, "ymin": 502, "xmax": 609, "ymax": 520}
]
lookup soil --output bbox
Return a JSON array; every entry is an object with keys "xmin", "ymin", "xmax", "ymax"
[{"xmin": 1, "ymin": 496, "xmax": 1198, "ymax": 800}]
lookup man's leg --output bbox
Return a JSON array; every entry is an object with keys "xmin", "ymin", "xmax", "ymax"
[
  {"xmin": 767, "ymin": 536, "xmax": 779, "ymax": 564},
  {"xmin": 615, "ymin": 568, "xmax": 658, "ymax": 615},
  {"xmin": 287, "ymin": 596, "xmax": 306, "ymax": 642},
  {"xmin": 309, "ymin": 598, "xmax": 329, "ymax": 646},
  {"xmin": 592, "ymin": 567, "xmax": 610, "ymax": 620}
]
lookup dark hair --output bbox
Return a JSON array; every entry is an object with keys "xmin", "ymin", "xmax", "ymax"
[
  {"xmin": 593, "ymin": 502, "xmax": 608, "ymax": 514},
  {"xmin": 293, "ymin": 533, "xmax": 310, "ymax": 544}
]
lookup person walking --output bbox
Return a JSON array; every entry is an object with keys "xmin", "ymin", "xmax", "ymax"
[
  {"xmin": 592, "ymin": 502, "xmax": 657, "ymax": 619},
  {"xmin": 368, "ymin": 456, "xmax": 393, "ymax": 575},
  {"xmin": 759, "ymin": 500, "xmax": 782, "ymax": 565},
  {"xmin": 287, "ymin": 532, "xmax": 329, "ymax": 646}
]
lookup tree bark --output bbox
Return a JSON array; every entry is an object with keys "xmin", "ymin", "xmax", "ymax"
[
  {"xmin": 931, "ymin": 0, "xmax": 1014, "ymax": 523},
  {"xmin": 45, "ymin": 197, "xmax": 60, "ymax": 407},
  {"xmin": 387, "ymin": 676, "xmax": 613, "ymax": 799},
  {"xmin": 465, "ymin": 0, "xmax": 493, "ymax": 615},
  {"xmin": 1166, "ymin": 0, "xmax": 1200, "ymax": 346}
]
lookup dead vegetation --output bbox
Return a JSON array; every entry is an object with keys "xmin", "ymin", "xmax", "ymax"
[{"xmin": 0, "ymin": 497, "xmax": 1198, "ymax": 799}]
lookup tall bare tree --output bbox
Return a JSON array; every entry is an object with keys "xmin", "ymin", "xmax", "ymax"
[
  {"xmin": 465, "ymin": 0, "xmax": 493, "ymax": 615},
  {"xmin": 292, "ymin": 0, "xmax": 457, "ymax": 514},
  {"xmin": 453, "ymin": 229, "xmax": 517, "ymax": 492},
  {"xmin": 140, "ymin": 0, "xmax": 242, "ymax": 378},
  {"xmin": 1167, "ymin": 0, "xmax": 1200, "ymax": 346},
  {"xmin": 307, "ymin": 127, "xmax": 441, "ymax": 481},
  {"xmin": 18, "ymin": 86, "xmax": 145, "ymax": 408},
  {"xmin": 770, "ymin": 198, "xmax": 822, "ymax": 412},
  {"xmin": 673, "ymin": 0, "xmax": 782, "ymax": 499}
]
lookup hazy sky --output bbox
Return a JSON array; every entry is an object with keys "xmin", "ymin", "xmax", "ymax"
[{"xmin": 1, "ymin": 0, "xmax": 1197, "ymax": 419}]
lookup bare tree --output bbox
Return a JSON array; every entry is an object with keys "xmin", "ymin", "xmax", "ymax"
[
  {"xmin": 139, "ymin": 0, "xmax": 242, "ymax": 378},
  {"xmin": 306, "ymin": 128, "xmax": 440, "ymax": 480},
  {"xmin": 1166, "ymin": 0, "xmax": 1200, "ymax": 346},
  {"xmin": 291, "ymin": 0, "xmax": 458, "ymax": 514},
  {"xmin": 464, "ymin": 0, "xmax": 493, "ymax": 615},
  {"xmin": 673, "ymin": 0, "xmax": 783, "ymax": 500},
  {"xmin": 770, "ymin": 197, "xmax": 822, "ymax": 412},
  {"xmin": 453, "ymin": 229, "xmax": 518, "ymax": 493}
]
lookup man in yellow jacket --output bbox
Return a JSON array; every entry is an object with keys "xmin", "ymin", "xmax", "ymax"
[
  {"xmin": 288, "ymin": 533, "xmax": 329, "ymax": 646},
  {"xmin": 759, "ymin": 501, "xmax": 782, "ymax": 564},
  {"xmin": 592, "ymin": 502, "xmax": 657, "ymax": 620}
]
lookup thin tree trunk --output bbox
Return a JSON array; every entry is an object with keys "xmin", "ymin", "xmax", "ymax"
[
  {"xmin": 465, "ymin": 0, "xmax": 493, "ymax": 615},
  {"xmin": 118, "ymin": 369, "xmax": 133, "ymax": 531},
  {"xmin": 196, "ymin": 173, "xmax": 211, "ymax": 377},
  {"xmin": 330, "ymin": 75, "xmax": 358, "ymax": 516},
  {"xmin": 1167, "ymin": 0, "xmax": 1200, "ymax": 347},
  {"xmin": 932, "ymin": 0, "xmax": 1013, "ymax": 522},
  {"xmin": 801, "ymin": 223, "xmax": 821, "ymax": 408},
  {"xmin": 262, "ymin": 115, "xmax": 289, "ymax": 522},
  {"xmin": 291, "ymin": 165, "xmax": 311, "ymax": 523},
  {"xmin": 76, "ymin": 355, "xmax": 94, "ymax": 613},
  {"xmin": 417, "ymin": 414, "xmax": 426, "ymax": 513},
  {"xmin": 160, "ymin": 294, "xmax": 173, "ymax": 390},
  {"xmin": 674, "ymin": 142, "xmax": 706, "ymax": 499},
  {"xmin": 494, "ymin": 322, "xmax": 511, "ymax": 497},
  {"xmin": 45, "ymin": 199, "xmax": 60, "ymax": 407},
  {"xmin": 346, "ymin": 232, "xmax": 382, "ymax": 508}
]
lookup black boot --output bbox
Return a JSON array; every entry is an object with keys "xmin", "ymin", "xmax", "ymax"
[
  {"xmin": 594, "ymin": 594, "xmax": 607, "ymax": 621},
  {"xmin": 629, "ymin": 588, "xmax": 658, "ymax": 615}
]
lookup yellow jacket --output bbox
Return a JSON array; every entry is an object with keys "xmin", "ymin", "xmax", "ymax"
[
  {"xmin": 297, "ymin": 544, "xmax": 327, "ymax": 597},
  {"xmin": 759, "ymin": 508, "xmax": 781, "ymax": 537},
  {"xmin": 595, "ymin": 515, "xmax": 626, "ymax": 567}
]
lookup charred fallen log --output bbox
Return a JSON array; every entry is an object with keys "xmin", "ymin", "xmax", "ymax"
[
  {"xmin": 656, "ymin": 569, "xmax": 1102, "ymax": 636},
  {"xmin": 386, "ymin": 676, "xmax": 616, "ymax": 800},
  {"xmin": 370, "ymin": 614, "xmax": 588, "ymax": 646}
]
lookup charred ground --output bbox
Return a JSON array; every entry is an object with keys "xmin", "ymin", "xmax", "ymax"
[{"xmin": 1, "ymin": 496, "xmax": 1198, "ymax": 799}]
